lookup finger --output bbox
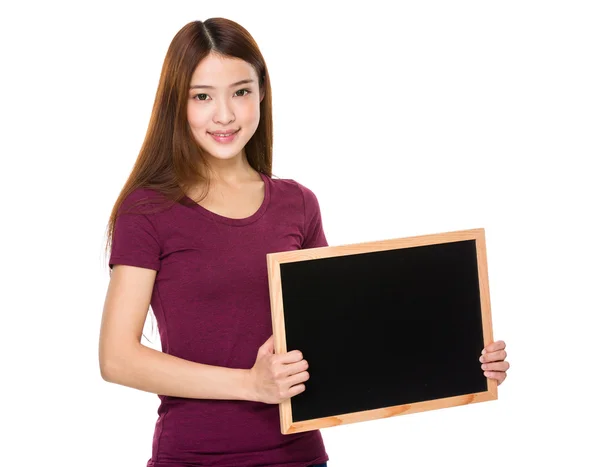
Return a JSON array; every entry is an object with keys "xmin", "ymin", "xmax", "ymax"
[
  {"xmin": 282, "ymin": 359, "xmax": 309, "ymax": 378},
  {"xmin": 481, "ymin": 361, "xmax": 510, "ymax": 372},
  {"xmin": 284, "ymin": 370, "xmax": 310, "ymax": 388},
  {"xmin": 287, "ymin": 383, "xmax": 306, "ymax": 398},
  {"xmin": 483, "ymin": 370, "xmax": 507, "ymax": 385},
  {"xmin": 482, "ymin": 340, "xmax": 506, "ymax": 355},
  {"xmin": 480, "ymin": 349, "xmax": 507, "ymax": 363},
  {"xmin": 277, "ymin": 349, "xmax": 304, "ymax": 364}
]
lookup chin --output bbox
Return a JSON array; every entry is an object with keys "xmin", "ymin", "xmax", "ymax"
[{"xmin": 203, "ymin": 145, "xmax": 244, "ymax": 160}]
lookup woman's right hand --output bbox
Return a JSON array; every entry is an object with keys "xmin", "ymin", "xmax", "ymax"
[{"xmin": 248, "ymin": 335, "xmax": 310, "ymax": 404}]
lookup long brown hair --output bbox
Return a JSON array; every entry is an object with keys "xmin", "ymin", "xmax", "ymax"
[{"xmin": 103, "ymin": 18, "xmax": 274, "ymax": 340}]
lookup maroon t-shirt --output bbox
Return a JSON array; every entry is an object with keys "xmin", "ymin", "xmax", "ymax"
[{"xmin": 109, "ymin": 172, "xmax": 330, "ymax": 467}]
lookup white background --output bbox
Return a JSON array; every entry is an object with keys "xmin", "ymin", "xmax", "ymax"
[{"xmin": 3, "ymin": 1, "xmax": 599, "ymax": 465}]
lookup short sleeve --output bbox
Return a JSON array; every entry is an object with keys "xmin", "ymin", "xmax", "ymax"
[
  {"xmin": 109, "ymin": 191, "xmax": 161, "ymax": 271},
  {"xmin": 298, "ymin": 182, "xmax": 329, "ymax": 249}
]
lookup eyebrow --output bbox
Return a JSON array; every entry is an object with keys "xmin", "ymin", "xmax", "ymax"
[{"xmin": 190, "ymin": 79, "xmax": 255, "ymax": 90}]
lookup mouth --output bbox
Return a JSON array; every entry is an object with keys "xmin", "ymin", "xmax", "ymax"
[{"xmin": 208, "ymin": 129, "xmax": 240, "ymax": 143}]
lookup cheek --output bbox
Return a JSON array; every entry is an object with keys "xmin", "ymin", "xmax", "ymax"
[
  {"xmin": 187, "ymin": 105, "xmax": 210, "ymax": 130},
  {"xmin": 238, "ymin": 100, "xmax": 261, "ymax": 127}
]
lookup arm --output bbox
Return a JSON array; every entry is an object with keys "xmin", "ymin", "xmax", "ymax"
[{"xmin": 99, "ymin": 264, "xmax": 257, "ymax": 401}]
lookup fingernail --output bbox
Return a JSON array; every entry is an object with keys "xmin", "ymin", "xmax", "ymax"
[
  {"xmin": 479, "ymin": 356, "xmax": 484, "ymax": 362},
  {"xmin": 482, "ymin": 349, "xmax": 487, "ymax": 355}
]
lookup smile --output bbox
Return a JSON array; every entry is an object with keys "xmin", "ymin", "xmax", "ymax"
[{"xmin": 208, "ymin": 129, "xmax": 240, "ymax": 143}]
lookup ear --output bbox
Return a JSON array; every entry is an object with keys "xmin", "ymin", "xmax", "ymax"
[{"xmin": 260, "ymin": 87, "xmax": 265, "ymax": 103}]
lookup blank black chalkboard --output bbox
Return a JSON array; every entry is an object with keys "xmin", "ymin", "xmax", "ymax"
[{"xmin": 266, "ymin": 228, "xmax": 496, "ymax": 434}]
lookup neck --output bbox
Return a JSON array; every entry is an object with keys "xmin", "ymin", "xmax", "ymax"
[{"xmin": 199, "ymin": 151, "xmax": 260, "ymax": 189}]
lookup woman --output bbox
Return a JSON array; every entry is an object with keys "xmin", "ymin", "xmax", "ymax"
[{"xmin": 99, "ymin": 18, "xmax": 509, "ymax": 467}]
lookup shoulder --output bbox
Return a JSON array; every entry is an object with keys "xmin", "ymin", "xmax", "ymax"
[
  {"xmin": 120, "ymin": 187, "xmax": 166, "ymax": 206},
  {"xmin": 117, "ymin": 187, "xmax": 172, "ymax": 216},
  {"xmin": 269, "ymin": 175, "xmax": 318, "ymax": 203}
]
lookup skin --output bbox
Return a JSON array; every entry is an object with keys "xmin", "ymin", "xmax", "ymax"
[
  {"xmin": 99, "ymin": 53, "xmax": 305, "ymax": 406},
  {"xmin": 187, "ymin": 51, "xmax": 263, "ymax": 186},
  {"xmin": 185, "ymin": 52, "xmax": 308, "ymax": 402},
  {"xmin": 481, "ymin": 340, "xmax": 510, "ymax": 385},
  {"xmin": 186, "ymin": 52, "xmax": 511, "ymax": 390},
  {"xmin": 101, "ymin": 53, "xmax": 509, "ymax": 406}
]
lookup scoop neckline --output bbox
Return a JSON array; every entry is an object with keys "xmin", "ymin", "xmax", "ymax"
[{"xmin": 182, "ymin": 171, "xmax": 271, "ymax": 226}]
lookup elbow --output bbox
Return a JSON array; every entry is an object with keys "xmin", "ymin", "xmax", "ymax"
[
  {"xmin": 99, "ymin": 345, "xmax": 131, "ymax": 383},
  {"xmin": 99, "ymin": 355, "xmax": 119, "ymax": 382}
]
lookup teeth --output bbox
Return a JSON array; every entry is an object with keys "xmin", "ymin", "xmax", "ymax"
[{"xmin": 213, "ymin": 132, "xmax": 236, "ymax": 137}]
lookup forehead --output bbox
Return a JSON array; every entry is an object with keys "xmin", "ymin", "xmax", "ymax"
[{"xmin": 190, "ymin": 53, "xmax": 257, "ymax": 85}]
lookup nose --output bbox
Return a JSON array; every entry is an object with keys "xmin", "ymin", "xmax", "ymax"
[{"xmin": 213, "ymin": 99, "xmax": 235, "ymax": 125}]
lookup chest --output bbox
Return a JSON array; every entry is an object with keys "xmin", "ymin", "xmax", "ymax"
[{"xmin": 196, "ymin": 183, "xmax": 265, "ymax": 219}]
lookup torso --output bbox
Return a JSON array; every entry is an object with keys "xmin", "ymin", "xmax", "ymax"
[{"xmin": 110, "ymin": 178, "xmax": 329, "ymax": 465}]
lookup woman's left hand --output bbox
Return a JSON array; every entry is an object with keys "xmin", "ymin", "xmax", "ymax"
[{"xmin": 480, "ymin": 340, "xmax": 509, "ymax": 385}]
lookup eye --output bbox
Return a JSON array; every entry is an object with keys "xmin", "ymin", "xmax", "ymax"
[
  {"xmin": 235, "ymin": 88, "xmax": 251, "ymax": 97},
  {"xmin": 194, "ymin": 93, "xmax": 209, "ymax": 101}
]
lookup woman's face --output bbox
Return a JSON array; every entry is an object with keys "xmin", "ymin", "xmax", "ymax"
[{"xmin": 187, "ymin": 53, "xmax": 262, "ymax": 163}]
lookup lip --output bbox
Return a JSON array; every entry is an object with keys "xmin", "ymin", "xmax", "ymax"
[
  {"xmin": 208, "ymin": 129, "xmax": 240, "ymax": 144},
  {"xmin": 208, "ymin": 129, "xmax": 240, "ymax": 135}
]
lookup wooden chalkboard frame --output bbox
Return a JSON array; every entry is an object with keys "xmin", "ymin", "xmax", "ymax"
[{"xmin": 266, "ymin": 227, "xmax": 497, "ymax": 435}]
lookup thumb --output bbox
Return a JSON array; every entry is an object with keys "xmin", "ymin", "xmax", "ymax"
[{"xmin": 260, "ymin": 335, "xmax": 274, "ymax": 355}]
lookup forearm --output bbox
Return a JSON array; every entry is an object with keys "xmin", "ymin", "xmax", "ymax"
[{"xmin": 101, "ymin": 343, "xmax": 258, "ymax": 402}]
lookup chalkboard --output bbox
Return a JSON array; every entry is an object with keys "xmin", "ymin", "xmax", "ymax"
[{"xmin": 266, "ymin": 228, "xmax": 496, "ymax": 435}]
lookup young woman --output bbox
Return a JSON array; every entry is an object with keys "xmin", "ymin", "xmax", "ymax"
[{"xmin": 99, "ymin": 18, "xmax": 510, "ymax": 467}]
